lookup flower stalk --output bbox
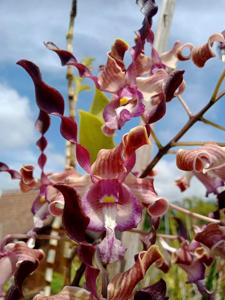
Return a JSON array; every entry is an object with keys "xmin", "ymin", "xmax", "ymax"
[{"xmin": 169, "ymin": 203, "xmax": 221, "ymax": 224}]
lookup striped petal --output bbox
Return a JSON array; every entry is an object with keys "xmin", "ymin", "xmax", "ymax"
[
  {"xmin": 92, "ymin": 126, "xmax": 150, "ymax": 180},
  {"xmin": 107, "ymin": 245, "xmax": 168, "ymax": 300},
  {"xmin": 191, "ymin": 33, "xmax": 225, "ymax": 67},
  {"xmin": 176, "ymin": 144, "xmax": 225, "ymax": 194},
  {"xmin": 127, "ymin": 174, "xmax": 169, "ymax": 217},
  {"xmin": 177, "ymin": 143, "xmax": 225, "ymax": 171},
  {"xmin": 98, "ymin": 39, "xmax": 128, "ymax": 93}
]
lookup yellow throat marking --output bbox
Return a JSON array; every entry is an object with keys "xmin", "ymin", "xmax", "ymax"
[
  {"xmin": 120, "ymin": 97, "xmax": 129, "ymax": 106},
  {"xmin": 102, "ymin": 195, "xmax": 116, "ymax": 204},
  {"xmin": 39, "ymin": 196, "xmax": 46, "ymax": 203}
]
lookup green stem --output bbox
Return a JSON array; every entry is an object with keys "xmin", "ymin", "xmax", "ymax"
[
  {"xmin": 169, "ymin": 203, "xmax": 221, "ymax": 224},
  {"xmin": 201, "ymin": 117, "xmax": 225, "ymax": 132}
]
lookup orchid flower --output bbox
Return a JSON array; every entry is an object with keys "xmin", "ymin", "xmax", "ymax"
[
  {"xmin": 52, "ymin": 126, "xmax": 168, "ymax": 264},
  {"xmin": 0, "ymin": 239, "xmax": 44, "ymax": 298},
  {"xmin": 161, "ymin": 238, "xmax": 214, "ymax": 298},
  {"xmin": 176, "ymin": 143, "xmax": 225, "ymax": 195},
  {"xmin": 43, "ymin": 0, "xmax": 186, "ymax": 136},
  {"xmin": 195, "ymin": 223, "xmax": 225, "ymax": 259}
]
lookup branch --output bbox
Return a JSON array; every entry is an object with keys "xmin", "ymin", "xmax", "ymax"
[
  {"xmin": 172, "ymin": 141, "xmax": 225, "ymax": 147},
  {"xmin": 169, "ymin": 203, "xmax": 222, "ymax": 224},
  {"xmin": 177, "ymin": 95, "xmax": 192, "ymax": 117},
  {"xmin": 127, "ymin": 229, "xmax": 179, "ymax": 239},
  {"xmin": 151, "ymin": 127, "xmax": 163, "ymax": 149},
  {"xmin": 140, "ymin": 70, "xmax": 225, "ymax": 178},
  {"xmin": 201, "ymin": 117, "xmax": 225, "ymax": 132}
]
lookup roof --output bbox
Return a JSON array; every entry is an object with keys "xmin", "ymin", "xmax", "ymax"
[{"xmin": 0, "ymin": 190, "xmax": 37, "ymax": 239}]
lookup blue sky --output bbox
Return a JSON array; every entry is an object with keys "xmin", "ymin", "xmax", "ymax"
[{"xmin": 0, "ymin": 0, "xmax": 225, "ymax": 201}]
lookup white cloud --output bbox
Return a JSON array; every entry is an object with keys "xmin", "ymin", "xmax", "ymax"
[
  {"xmin": 0, "ymin": 83, "xmax": 35, "ymax": 150},
  {"xmin": 154, "ymin": 159, "xmax": 206, "ymax": 202},
  {"xmin": 170, "ymin": 0, "xmax": 225, "ymax": 45}
]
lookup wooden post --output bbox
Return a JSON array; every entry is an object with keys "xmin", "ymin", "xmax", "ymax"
[
  {"xmin": 65, "ymin": 0, "xmax": 77, "ymax": 169},
  {"xmin": 154, "ymin": 0, "xmax": 176, "ymax": 53},
  {"xmin": 43, "ymin": 1, "xmax": 77, "ymax": 295}
]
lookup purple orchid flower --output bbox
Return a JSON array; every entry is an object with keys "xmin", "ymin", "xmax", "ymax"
[
  {"xmin": 51, "ymin": 126, "xmax": 168, "ymax": 264},
  {"xmin": 161, "ymin": 238, "xmax": 214, "ymax": 299}
]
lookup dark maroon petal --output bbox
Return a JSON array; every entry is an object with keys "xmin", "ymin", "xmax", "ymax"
[
  {"xmin": 17, "ymin": 60, "xmax": 64, "ymax": 115},
  {"xmin": 134, "ymin": 279, "xmax": 168, "ymax": 300},
  {"xmin": 60, "ymin": 116, "xmax": 77, "ymax": 143},
  {"xmin": 136, "ymin": 0, "xmax": 158, "ymax": 43},
  {"xmin": 77, "ymin": 243, "xmax": 99, "ymax": 299},
  {"xmin": 45, "ymin": 42, "xmax": 97, "ymax": 83},
  {"xmin": 217, "ymin": 190, "xmax": 225, "ymax": 209},
  {"xmin": 38, "ymin": 153, "xmax": 47, "ymax": 170},
  {"xmin": 174, "ymin": 217, "xmax": 189, "ymax": 240},
  {"xmin": 5, "ymin": 261, "xmax": 38, "ymax": 300},
  {"xmin": 164, "ymin": 70, "xmax": 184, "ymax": 102},
  {"xmin": 44, "ymin": 42, "xmax": 78, "ymax": 65},
  {"xmin": 143, "ymin": 95, "xmax": 167, "ymax": 124},
  {"xmin": 54, "ymin": 185, "xmax": 90, "ymax": 242},
  {"xmin": 136, "ymin": 0, "xmax": 158, "ymax": 21},
  {"xmin": 77, "ymin": 243, "xmax": 96, "ymax": 267},
  {"xmin": 76, "ymin": 144, "xmax": 91, "ymax": 174},
  {"xmin": 35, "ymin": 110, "xmax": 50, "ymax": 135},
  {"xmin": 195, "ymin": 223, "xmax": 225, "ymax": 249},
  {"xmin": 0, "ymin": 162, "xmax": 21, "ymax": 179},
  {"xmin": 36, "ymin": 136, "xmax": 48, "ymax": 152},
  {"xmin": 85, "ymin": 267, "xmax": 100, "ymax": 300}
]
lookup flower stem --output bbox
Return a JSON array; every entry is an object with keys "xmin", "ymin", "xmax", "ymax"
[
  {"xmin": 177, "ymin": 95, "xmax": 193, "ymax": 117},
  {"xmin": 201, "ymin": 117, "xmax": 225, "ymax": 132},
  {"xmin": 151, "ymin": 127, "xmax": 163, "ymax": 149},
  {"xmin": 172, "ymin": 141, "xmax": 225, "ymax": 147},
  {"xmin": 169, "ymin": 203, "xmax": 221, "ymax": 224},
  {"xmin": 211, "ymin": 69, "xmax": 225, "ymax": 101}
]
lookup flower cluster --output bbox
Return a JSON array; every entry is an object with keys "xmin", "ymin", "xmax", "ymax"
[{"xmin": 1, "ymin": 0, "xmax": 225, "ymax": 299}]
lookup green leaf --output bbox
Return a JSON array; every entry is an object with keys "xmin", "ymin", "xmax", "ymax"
[
  {"xmin": 79, "ymin": 110, "xmax": 114, "ymax": 163},
  {"xmin": 79, "ymin": 84, "xmax": 91, "ymax": 92},
  {"xmin": 90, "ymin": 89, "xmax": 109, "ymax": 119},
  {"xmin": 82, "ymin": 57, "xmax": 95, "ymax": 69}
]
